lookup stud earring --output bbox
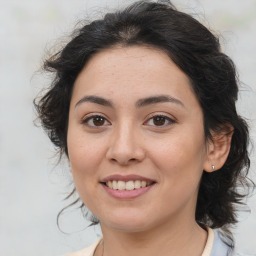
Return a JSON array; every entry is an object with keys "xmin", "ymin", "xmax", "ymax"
[{"xmin": 211, "ymin": 165, "xmax": 215, "ymax": 171}]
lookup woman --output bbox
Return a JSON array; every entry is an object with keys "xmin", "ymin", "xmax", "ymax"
[{"xmin": 35, "ymin": 1, "xmax": 252, "ymax": 255}]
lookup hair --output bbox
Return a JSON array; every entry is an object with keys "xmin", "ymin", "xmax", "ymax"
[{"xmin": 34, "ymin": 0, "xmax": 252, "ymax": 244}]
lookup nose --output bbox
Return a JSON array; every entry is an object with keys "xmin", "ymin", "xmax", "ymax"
[{"xmin": 106, "ymin": 122, "xmax": 146, "ymax": 166}]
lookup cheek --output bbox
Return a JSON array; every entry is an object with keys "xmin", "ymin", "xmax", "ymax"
[
  {"xmin": 149, "ymin": 130, "xmax": 206, "ymax": 179},
  {"xmin": 67, "ymin": 130, "xmax": 106, "ymax": 180},
  {"xmin": 149, "ymin": 133, "xmax": 206, "ymax": 210},
  {"xmin": 67, "ymin": 134, "xmax": 104, "ymax": 206}
]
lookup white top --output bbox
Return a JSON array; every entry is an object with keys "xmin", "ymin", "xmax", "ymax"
[{"xmin": 66, "ymin": 227, "xmax": 234, "ymax": 256}]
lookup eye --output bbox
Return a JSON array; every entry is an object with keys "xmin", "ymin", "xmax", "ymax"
[
  {"xmin": 145, "ymin": 114, "xmax": 175, "ymax": 127},
  {"xmin": 82, "ymin": 115, "xmax": 110, "ymax": 128}
]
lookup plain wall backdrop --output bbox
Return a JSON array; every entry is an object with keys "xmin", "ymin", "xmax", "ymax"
[{"xmin": 1, "ymin": 0, "xmax": 256, "ymax": 255}]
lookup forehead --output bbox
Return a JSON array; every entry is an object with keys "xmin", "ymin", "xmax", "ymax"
[
  {"xmin": 76, "ymin": 45, "xmax": 189, "ymax": 85},
  {"xmin": 71, "ymin": 46, "xmax": 197, "ymax": 109}
]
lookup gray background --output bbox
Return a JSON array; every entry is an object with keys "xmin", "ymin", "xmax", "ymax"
[{"xmin": 1, "ymin": 0, "xmax": 256, "ymax": 255}]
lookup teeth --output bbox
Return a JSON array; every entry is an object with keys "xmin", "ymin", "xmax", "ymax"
[
  {"xmin": 105, "ymin": 180, "xmax": 152, "ymax": 190},
  {"xmin": 106, "ymin": 181, "xmax": 113, "ymax": 189},
  {"xmin": 117, "ymin": 181, "xmax": 126, "ymax": 190},
  {"xmin": 126, "ymin": 181, "xmax": 135, "ymax": 190},
  {"xmin": 112, "ymin": 180, "xmax": 117, "ymax": 190},
  {"xmin": 134, "ymin": 180, "xmax": 141, "ymax": 189}
]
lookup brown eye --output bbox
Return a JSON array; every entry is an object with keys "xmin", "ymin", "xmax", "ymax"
[
  {"xmin": 153, "ymin": 116, "xmax": 166, "ymax": 126},
  {"xmin": 82, "ymin": 115, "xmax": 110, "ymax": 128},
  {"xmin": 92, "ymin": 116, "xmax": 105, "ymax": 126},
  {"xmin": 145, "ymin": 114, "xmax": 175, "ymax": 127}
]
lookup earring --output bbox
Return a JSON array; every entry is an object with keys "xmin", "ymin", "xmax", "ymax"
[{"xmin": 211, "ymin": 165, "xmax": 215, "ymax": 171}]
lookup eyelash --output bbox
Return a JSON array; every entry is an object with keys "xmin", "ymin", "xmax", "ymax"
[
  {"xmin": 146, "ymin": 114, "xmax": 175, "ymax": 127},
  {"xmin": 81, "ymin": 115, "xmax": 110, "ymax": 128},
  {"xmin": 81, "ymin": 114, "xmax": 176, "ymax": 129}
]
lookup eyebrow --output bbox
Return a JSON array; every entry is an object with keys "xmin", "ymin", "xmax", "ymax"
[
  {"xmin": 75, "ymin": 95, "xmax": 113, "ymax": 108},
  {"xmin": 135, "ymin": 95, "xmax": 184, "ymax": 108},
  {"xmin": 75, "ymin": 95, "xmax": 184, "ymax": 108}
]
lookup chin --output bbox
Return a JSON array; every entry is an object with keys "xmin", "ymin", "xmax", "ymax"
[
  {"xmin": 100, "ymin": 211, "xmax": 153, "ymax": 232},
  {"xmin": 106, "ymin": 221, "xmax": 151, "ymax": 233}
]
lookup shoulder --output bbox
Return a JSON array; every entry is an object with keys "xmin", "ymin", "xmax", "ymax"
[
  {"xmin": 65, "ymin": 238, "xmax": 102, "ymax": 256},
  {"xmin": 202, "ymin": 226, "xmax": 235, "ymax": 256},
  {"xmin": 211, "ymin": 229, "xmax": 235, "ymax": 256}
]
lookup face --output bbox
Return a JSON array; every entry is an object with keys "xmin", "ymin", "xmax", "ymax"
[{"xmin": 67, "ymin": 46, "xmax": 211, "ymax": 232}]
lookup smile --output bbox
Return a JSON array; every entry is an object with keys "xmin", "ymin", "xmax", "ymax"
[
  {"xmin": 101, "ymin": 174, "xmax": 156, "ymax": 199},
  {"xmin": 105, "ymin": 180, "xmax": 154, "ymax": 191}
]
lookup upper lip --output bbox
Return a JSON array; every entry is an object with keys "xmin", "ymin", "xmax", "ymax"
[{"xmin": 101, "ymin": 174, "xmax": 156, "ymax": 183}]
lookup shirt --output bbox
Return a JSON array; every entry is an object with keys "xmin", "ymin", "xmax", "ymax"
[{"xmin": 66, "ymin": 227, "xmax": 234, "ymax": 256}]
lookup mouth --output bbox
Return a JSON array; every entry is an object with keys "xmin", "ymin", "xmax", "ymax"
[
  {"xmin": 100, "ymin": 175, "xmax": 156, "ymax": 199},
  {"xmin": 102, "ymin": 180, "xmax": 155, "ymax": 191}
]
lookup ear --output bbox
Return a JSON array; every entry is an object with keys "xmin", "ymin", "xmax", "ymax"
[{"xmin": 203, "ymin": 126, "xmax": 233, "ymax": 173}]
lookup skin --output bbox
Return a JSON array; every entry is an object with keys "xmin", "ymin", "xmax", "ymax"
[{"xmin": 67, "ymin": 46, "xmax": 232, "ymax": 256}]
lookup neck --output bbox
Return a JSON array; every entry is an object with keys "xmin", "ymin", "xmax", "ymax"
[{"xmin": 99, "ymin": 218, "xmax": 207, "ymax": 256}]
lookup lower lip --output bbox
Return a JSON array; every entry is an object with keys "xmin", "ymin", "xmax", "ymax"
[{"xmin": 102, "ymin": 183, "xmax": 155, "ymax": 199}]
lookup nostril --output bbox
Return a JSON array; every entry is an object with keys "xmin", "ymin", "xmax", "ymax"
[{"xmin": 109, "ymin": 157, "xmax": 137, "ymax": 165}]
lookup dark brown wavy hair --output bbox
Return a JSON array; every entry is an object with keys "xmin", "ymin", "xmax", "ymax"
[{"xmin": 34, "ymin": 0, "xmax": 253, "ymax": 244}]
